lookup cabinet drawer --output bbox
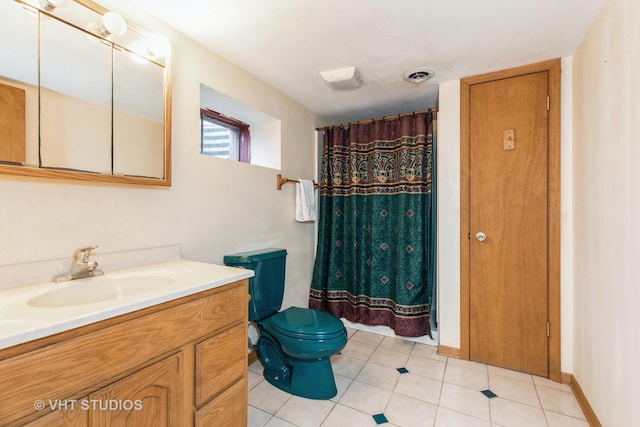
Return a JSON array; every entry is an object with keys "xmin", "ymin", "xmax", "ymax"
[
  {"xmin": 195, "ymin": 377, "xmax": 247, "ymax": 427},
  {"xmin": 195, "ymin": 322, "xmax": 247, "ymax": 406}
]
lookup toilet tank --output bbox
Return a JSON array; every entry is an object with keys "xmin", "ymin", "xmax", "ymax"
[{"xmin": 223, "ymin": 248, "xmax": 287, "ymax": 321}]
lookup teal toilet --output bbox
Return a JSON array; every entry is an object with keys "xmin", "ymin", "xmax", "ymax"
[{"xmin": 224, "ymin": 248, "xmax": 347, "ymax": 399}]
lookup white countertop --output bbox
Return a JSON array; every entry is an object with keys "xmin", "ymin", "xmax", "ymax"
[{"xmin": 0, "ymin": 260, "xmax": 253, "ymax": 350}]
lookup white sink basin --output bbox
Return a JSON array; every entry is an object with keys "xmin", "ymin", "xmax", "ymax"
[
  {"xmin": 27, "ymin": 273, "xmax": 175, "ymax": 308},
  {"xmin": 0, "ymin": 258, "xmax": 255, "ymax": 350}
]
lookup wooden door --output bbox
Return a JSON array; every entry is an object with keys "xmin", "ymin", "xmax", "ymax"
[
  {"xmin": 89, "ymin": 353, "xmax": 183, "ymax": 426},
  {"xmin": 468, "ymin": 71, "xmax": 549, "ymax": 376}
]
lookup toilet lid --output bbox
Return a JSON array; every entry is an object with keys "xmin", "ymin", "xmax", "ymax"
[{"xmin": 269, "ymin": 307, "xmax": 345, "ymax": 340}]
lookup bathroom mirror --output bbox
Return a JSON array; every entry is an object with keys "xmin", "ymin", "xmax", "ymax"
[
  {"xmin": 40, "ymin": 13, "xmax": 113, "ymax": 173},
  {"xmin": 0, "ymin": 0, "xmax": 38, "ymax": 167},
  {"xmin": 113, "ymin": 47, "xmax": 166, "ymax": 178},
  {"xmin": 0, "ymin": 0, "xmax": 171, "ymax": 185}
]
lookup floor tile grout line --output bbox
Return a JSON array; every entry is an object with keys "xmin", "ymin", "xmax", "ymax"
[
  {"xmin": 250, "ymin": 328, "xmax": 586, "ymax": 427},
  {"xmin": 431, "ymin": 356, "xmax": 450, "ymax": 427},
  {"xmin": 334, "ymin": 334, "xmax": 373, "ymax": 422},
  {"xmin": 316, "ymin": 400, "xmax": 338, "ymax": 427},
  {"xmin": 485, "ymin": 360, "xmax": 492, "ymax": 425},
  {"xmin": 532, "ymin": 377, "xmax": 551, "ymax": 426},
  {"xmin": 353, "ymin": 330, "xmax": 398, "ymax": 425},
  {"xmin": 345, "ymin": 332, "xmax": 450, "ymax": 424}
]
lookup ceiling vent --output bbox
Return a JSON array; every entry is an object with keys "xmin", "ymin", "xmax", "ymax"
[
  {"xmin": 320, "ymin": 66, "xmax": 364, "ymax": 90},
  {"xmin": 403, "ymin": 68, "xmax": 435, "ymax": 84}
]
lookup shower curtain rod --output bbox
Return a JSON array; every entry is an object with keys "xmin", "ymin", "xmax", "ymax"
[{"xmin": 315, "ymin": 107, "xmax": 438, "ymax": 131}]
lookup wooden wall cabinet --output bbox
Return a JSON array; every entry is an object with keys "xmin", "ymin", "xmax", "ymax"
[{"xmin": 0, "ymin": 280, "xmax": 249, "ymax": 427}]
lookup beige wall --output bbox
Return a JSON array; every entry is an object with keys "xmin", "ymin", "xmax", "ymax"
[
  {"xmin": 572, "ymin": 0, "xmax": 639, "ymax": 425},
  {"xmin": 435, "ymin": 80, "xmax": 461, "ymax": 349},
  {"xmin": 0, "ymin": 3, "xmax": 322, "ymax": 310}
]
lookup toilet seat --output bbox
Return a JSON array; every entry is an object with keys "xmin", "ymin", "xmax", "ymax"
[{"xmin": 268, "ymin": 307, "xmax": 345, "ymax": 340}]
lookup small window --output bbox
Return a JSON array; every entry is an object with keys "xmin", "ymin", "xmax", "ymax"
[
  {"xmin": 200, "ymin": 109, "xmax": 250, "ymax": 162},
  {"xmin": 200, "ymin": 84, "xmax": 282, "ymax": 169}
]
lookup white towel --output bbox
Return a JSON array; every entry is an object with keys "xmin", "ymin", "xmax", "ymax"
[{"xmin": 295, "ymin": 179, "xmax": 316, "ymax": 222}]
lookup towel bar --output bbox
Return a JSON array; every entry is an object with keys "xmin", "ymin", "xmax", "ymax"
[{"xmin": 276, "ymin": 174, "xmax": 319, "ymax": 190}]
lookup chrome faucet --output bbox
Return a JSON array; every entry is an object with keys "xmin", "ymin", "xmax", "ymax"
[{"xmin": 52, "ymin": 246, "xmax": 104, "ymax": 283}]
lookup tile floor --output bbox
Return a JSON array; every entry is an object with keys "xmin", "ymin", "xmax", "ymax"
[{"xmin": 248, "ymin": 328, "xmax": 588, "ymax": 427}]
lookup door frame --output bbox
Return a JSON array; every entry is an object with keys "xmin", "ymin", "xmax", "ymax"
[{"xmin": 459, "ymin": 59, "xmax": 561, "ymax": 381}]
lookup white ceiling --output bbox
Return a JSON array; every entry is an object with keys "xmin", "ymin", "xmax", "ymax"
[{"xmin": 119, "ymin": 0, "xmax": 606, "ymax": 124}]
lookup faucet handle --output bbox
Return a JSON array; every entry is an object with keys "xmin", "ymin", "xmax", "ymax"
[{"xmin": 74, "ymin": 246, "xmax": 98, "ymax": 263}]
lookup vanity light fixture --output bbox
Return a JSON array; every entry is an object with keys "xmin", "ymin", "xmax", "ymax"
[
  {"xmin": 88, "ymin": 11, "xmax": 127, "ymax": 38},
  {"xmin": 146, "ymin": 33, "xmax": 171, "ymax": 59},
  {"xmin": 128, "ymin": 33, "xmax": 170, "ymax": 65},
  {"xmin": 128, "ymin": 41, "xmax": 151, "ymax": 65},
  {"xmin": 38, "ymin": 0, "xmax": 70, "ymax": 12},
  {"xmin": 99, "ymin": 11, "xmax": 127, "ymax": 37}
]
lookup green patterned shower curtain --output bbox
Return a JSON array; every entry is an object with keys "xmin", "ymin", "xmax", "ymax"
[{"xmin": 309, "ymin": 112, "xmax": 435, "ymax": 337}]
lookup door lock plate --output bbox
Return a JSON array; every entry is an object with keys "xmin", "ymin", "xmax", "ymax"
[{"xmin": 503, "ymin": 129, "xmax": 516, "ymax": 151}]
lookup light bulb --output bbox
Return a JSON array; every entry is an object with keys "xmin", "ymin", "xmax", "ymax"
[
  {"xmin": 129, "ymin": 41, "xmax": 150, "ymax": 65},
  {"xmin": 98, "ymin": 11, "xmax": 127, "ymax": 37},
  {"xmin": 146, "ymin": 34, "xmax": 170, "ymax": 58}
]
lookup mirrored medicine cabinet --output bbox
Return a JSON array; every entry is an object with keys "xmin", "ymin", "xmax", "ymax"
[{"xmin": 0, "ymin": 0, "xmax": 171, "ymax": 186}]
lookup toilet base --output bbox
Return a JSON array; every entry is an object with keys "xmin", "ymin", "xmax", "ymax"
[
  {"xmin": 265, "ymin": 357, "xmax": 337, "ymax": 400},
  {"xmin": 256, "ymin": 334, "xmax": 338, "ymax": 400}
]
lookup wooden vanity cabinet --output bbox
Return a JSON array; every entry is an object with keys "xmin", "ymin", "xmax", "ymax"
[{"xmin": 0, "ymin": 279, "xmax": 249, "ymax": 427}]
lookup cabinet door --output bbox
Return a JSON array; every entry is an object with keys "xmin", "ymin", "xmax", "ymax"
[
  {"xmin": 89, "ymin": 353, "xmax": 182, "ymax": 427},
  {"xmin": 23, "ymin": 404, "xmax": 88, "ymax": 427}
]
